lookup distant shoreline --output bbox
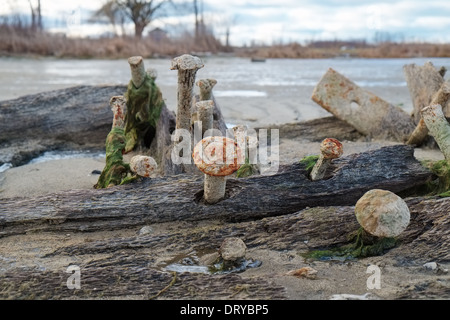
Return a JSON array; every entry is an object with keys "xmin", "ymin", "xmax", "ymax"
[{"xmin": 1, "ymin": 25, "xmax": 449, "ymax": 60}]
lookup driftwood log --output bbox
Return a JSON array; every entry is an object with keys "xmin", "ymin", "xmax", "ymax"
[
  {"xmin": 404, "ymin": 62, "xmax": 450, "ymax": 147},
  {"xmin": 311, "ymin": 68, "xmax": 416, "ymax": 142},
  {"xmin": 0, "ymin": 195, "xmax": 448, "ymax": 300},
  {"xmin": 0, "ymin": 145, "xmax": 432, "ymax": 238},
  {"xmin": 0, "ymin": 85, "xmax": 127, "ymax": 167},
  {"xmin": 0, "ymin": 84, "xmax": 178, "ymax": 176},
  {"xmin": 263, "ymin": 116, "xmax": 364, "ymax": 142}
]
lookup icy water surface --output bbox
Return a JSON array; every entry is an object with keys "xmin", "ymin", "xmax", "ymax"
[{"xmin": 1, "ymin": 56, "xmax": 450, "ymax": 125}]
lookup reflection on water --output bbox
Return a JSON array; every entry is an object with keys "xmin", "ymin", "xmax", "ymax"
[{"xmin": 1, "ymin": 56, "xmax": 449, "ymax": 126}]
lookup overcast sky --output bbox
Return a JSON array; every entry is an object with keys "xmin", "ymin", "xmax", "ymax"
[{"xmin": 2, "ymin": 0, "xmax": 450, "ymax": 46}]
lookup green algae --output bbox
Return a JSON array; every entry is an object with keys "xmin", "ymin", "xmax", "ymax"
[
  {"xmin": 428, "ymin": 160, "xmax": 450, "ymax": 197},
  {"xmin": 418, "ymin": 160, "xmax": 450, "ymax": 197},
  {"xmin": 236, "ymin": 157, "xmax": 256, "ymax": 178},
  {"xmin": 95, "ymin": 74, "xmax": 165, "ymax": 188},
  {"xmin": 124, "ymin": 73, "xmax": 164, "ymax": 153},
  {"xmin": 303, "ymin": 227, "xmax": 398, "ymax": 261},
  {"xmin": 207, "ymin": 257, "xmax": 262, "ymax": 274},
  {"xmin": 299, "ymin": 155, "xmax": 319, "ymax": 173},
  {"xmin": 94, "ymin": 127, "xmax": 137, "ymax": 189}
]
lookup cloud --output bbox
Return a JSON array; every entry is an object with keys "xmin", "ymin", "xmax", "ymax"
[
  {"xmin": 3, "ymin": 0, "xmax": 450, "ymax": 44},
  {"xmin": 205, "ymin": 0, "xmax": 450, "ymax": 44}
]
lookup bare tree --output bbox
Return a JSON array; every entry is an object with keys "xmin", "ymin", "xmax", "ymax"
[
  {"xmin": 92, "ymin": 0, "xmax": 125, "ymax": 36},
  {"xmin": 214, "ymin": 14, "xmax": 238, "ymax": 49},
  {"xmin": 28, "ymin": 0, "xmax": 42, "ymax": 31},
  {"xmin": 116, "ymin": 0, "xmax": 171, "ymax": 38},
  {"xmin": 193, "ymin": 0, "xmax": 199, "ymax": 40}
]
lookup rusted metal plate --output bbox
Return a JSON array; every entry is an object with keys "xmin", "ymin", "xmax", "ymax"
[
  {"xmin": 311, "ymin": 68, "xmax": 415, "ymax": 142},
  {"xmin": 192, "ymin": 136, "xmax": 241, "ymax": 176}
]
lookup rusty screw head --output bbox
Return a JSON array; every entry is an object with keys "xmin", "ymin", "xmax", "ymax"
[
  {"xmin": 310, "ymin": 138, "xmax": 343, "ymax": 181},
  {"xmin": 192, "ymin": 136, "xmax": 242, "ymax": 204},
  {"xmin": 130, "ymin": 155, "xmax": 157, "ymax": 178},
  {"xmin": 320, "ymin": 138, "xmax": 343, "ymax": 159},
  {"xmin": 193, "ymin": 136, "xmax": 242, "ymax": 176}
]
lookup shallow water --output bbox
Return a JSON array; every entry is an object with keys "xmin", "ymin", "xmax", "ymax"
[
  {"xmin": 1, "ymin": 56, "xmax": 449, "ymax": 126},
  {"xmin": 27, "ymin": 150, "xmax": 106, "ymax": 165}
]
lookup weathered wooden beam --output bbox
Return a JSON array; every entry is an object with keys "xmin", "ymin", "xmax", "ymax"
[
  {"xmin": 311, "ymin": 68, "xmax": 415, "ymax": 142},
  {"xmin": 407, "ymin": 81, "xmax": 450, "ymax": 146},
  {"xmin": 0, "ymin": 83, "xmax": 177, "ymax": 175},
  {"xmin": 0, "ymin": 195, "xmax": 448, "ymax": 300},
  {"xmin": 0, "ymin": 85, "xmax": 127, "ymax": 167},
  {"xmin": 259, "ymin": 116, "xmax": 364, "ymax": 142},
  {"xmin": 0, "ymin": 145, "xmax": 432, "ymax": 238},
  {"xmin": 421, "ymin": 104, "xmax": 450, "ymax": 162},
  {"xmin": 0, "ymin": 262, "xmax": 287, "ymax": 300},
  {"xmin": 403, "ymin": 61, "xmax": 446, "ymax": 124},
  {"xmin": 45, "ymin": 197, "xmax": 450, "ymax": 263},
  {"xmin": 0, "ymin": 85, "xmax": 127, "ymax": 147}
]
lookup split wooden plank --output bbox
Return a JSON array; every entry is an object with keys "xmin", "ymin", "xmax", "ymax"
[
  {"xmin": 311, "ymin": 68, "xmax": 416, "ymax": 142},
  {"xmin": 406, "ymin": 81, "xmax": 450, "ymax": 146},
  {"xmin": 403, "ymin": 61, "xmax": 446, "ymax": 124},
  {"xmin": 1, "ymin": 196, "xmax": 449, "ymax": 300},
  {"xmin": 421, "ymin": 104, "xmax": 450, "ymax": 162}
]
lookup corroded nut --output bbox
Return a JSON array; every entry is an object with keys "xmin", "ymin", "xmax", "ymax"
[
  {"xmin": 355, "ymin": 189, "xmax": 410, "ymax": 238},
  {"xmin": 130, "ymin": 155, "xmax": 157, "ymax": 177},
  {"xmin": 192, "ymin": 136, "xmax": 242, "ymax": 176},
  {"xmin": 320, "ymin": 138, "xmax": 343, "ymax": 159}
]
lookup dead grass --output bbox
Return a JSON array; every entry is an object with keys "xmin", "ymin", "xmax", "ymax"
[
  {"xmin": 1, "ymin": 25, "xmax": 449, "ymax": 59},
  {"xmin": 0, "ymin": 25, "xmax": 225, "ymax": 59},
  {"xmin": 235, "ymin": 42, "xmax": 450, "ymax": 59}
]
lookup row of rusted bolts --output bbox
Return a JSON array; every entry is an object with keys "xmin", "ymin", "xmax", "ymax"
[
  {"xmin": 122, "ymin": 55, "xmax": 346, "ymax": 204},
  {"xmin": 109, "ymin": 54, "xmax": 450, "ymax": 240},
  {"xmin": 111, "ymin": 54, "xmax": 252, "ymax": 205}
]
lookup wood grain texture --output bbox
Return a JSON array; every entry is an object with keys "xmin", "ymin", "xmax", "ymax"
[{"xmin": 0, "ymin": 145, "xmax": 432, "ymax": 238}]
